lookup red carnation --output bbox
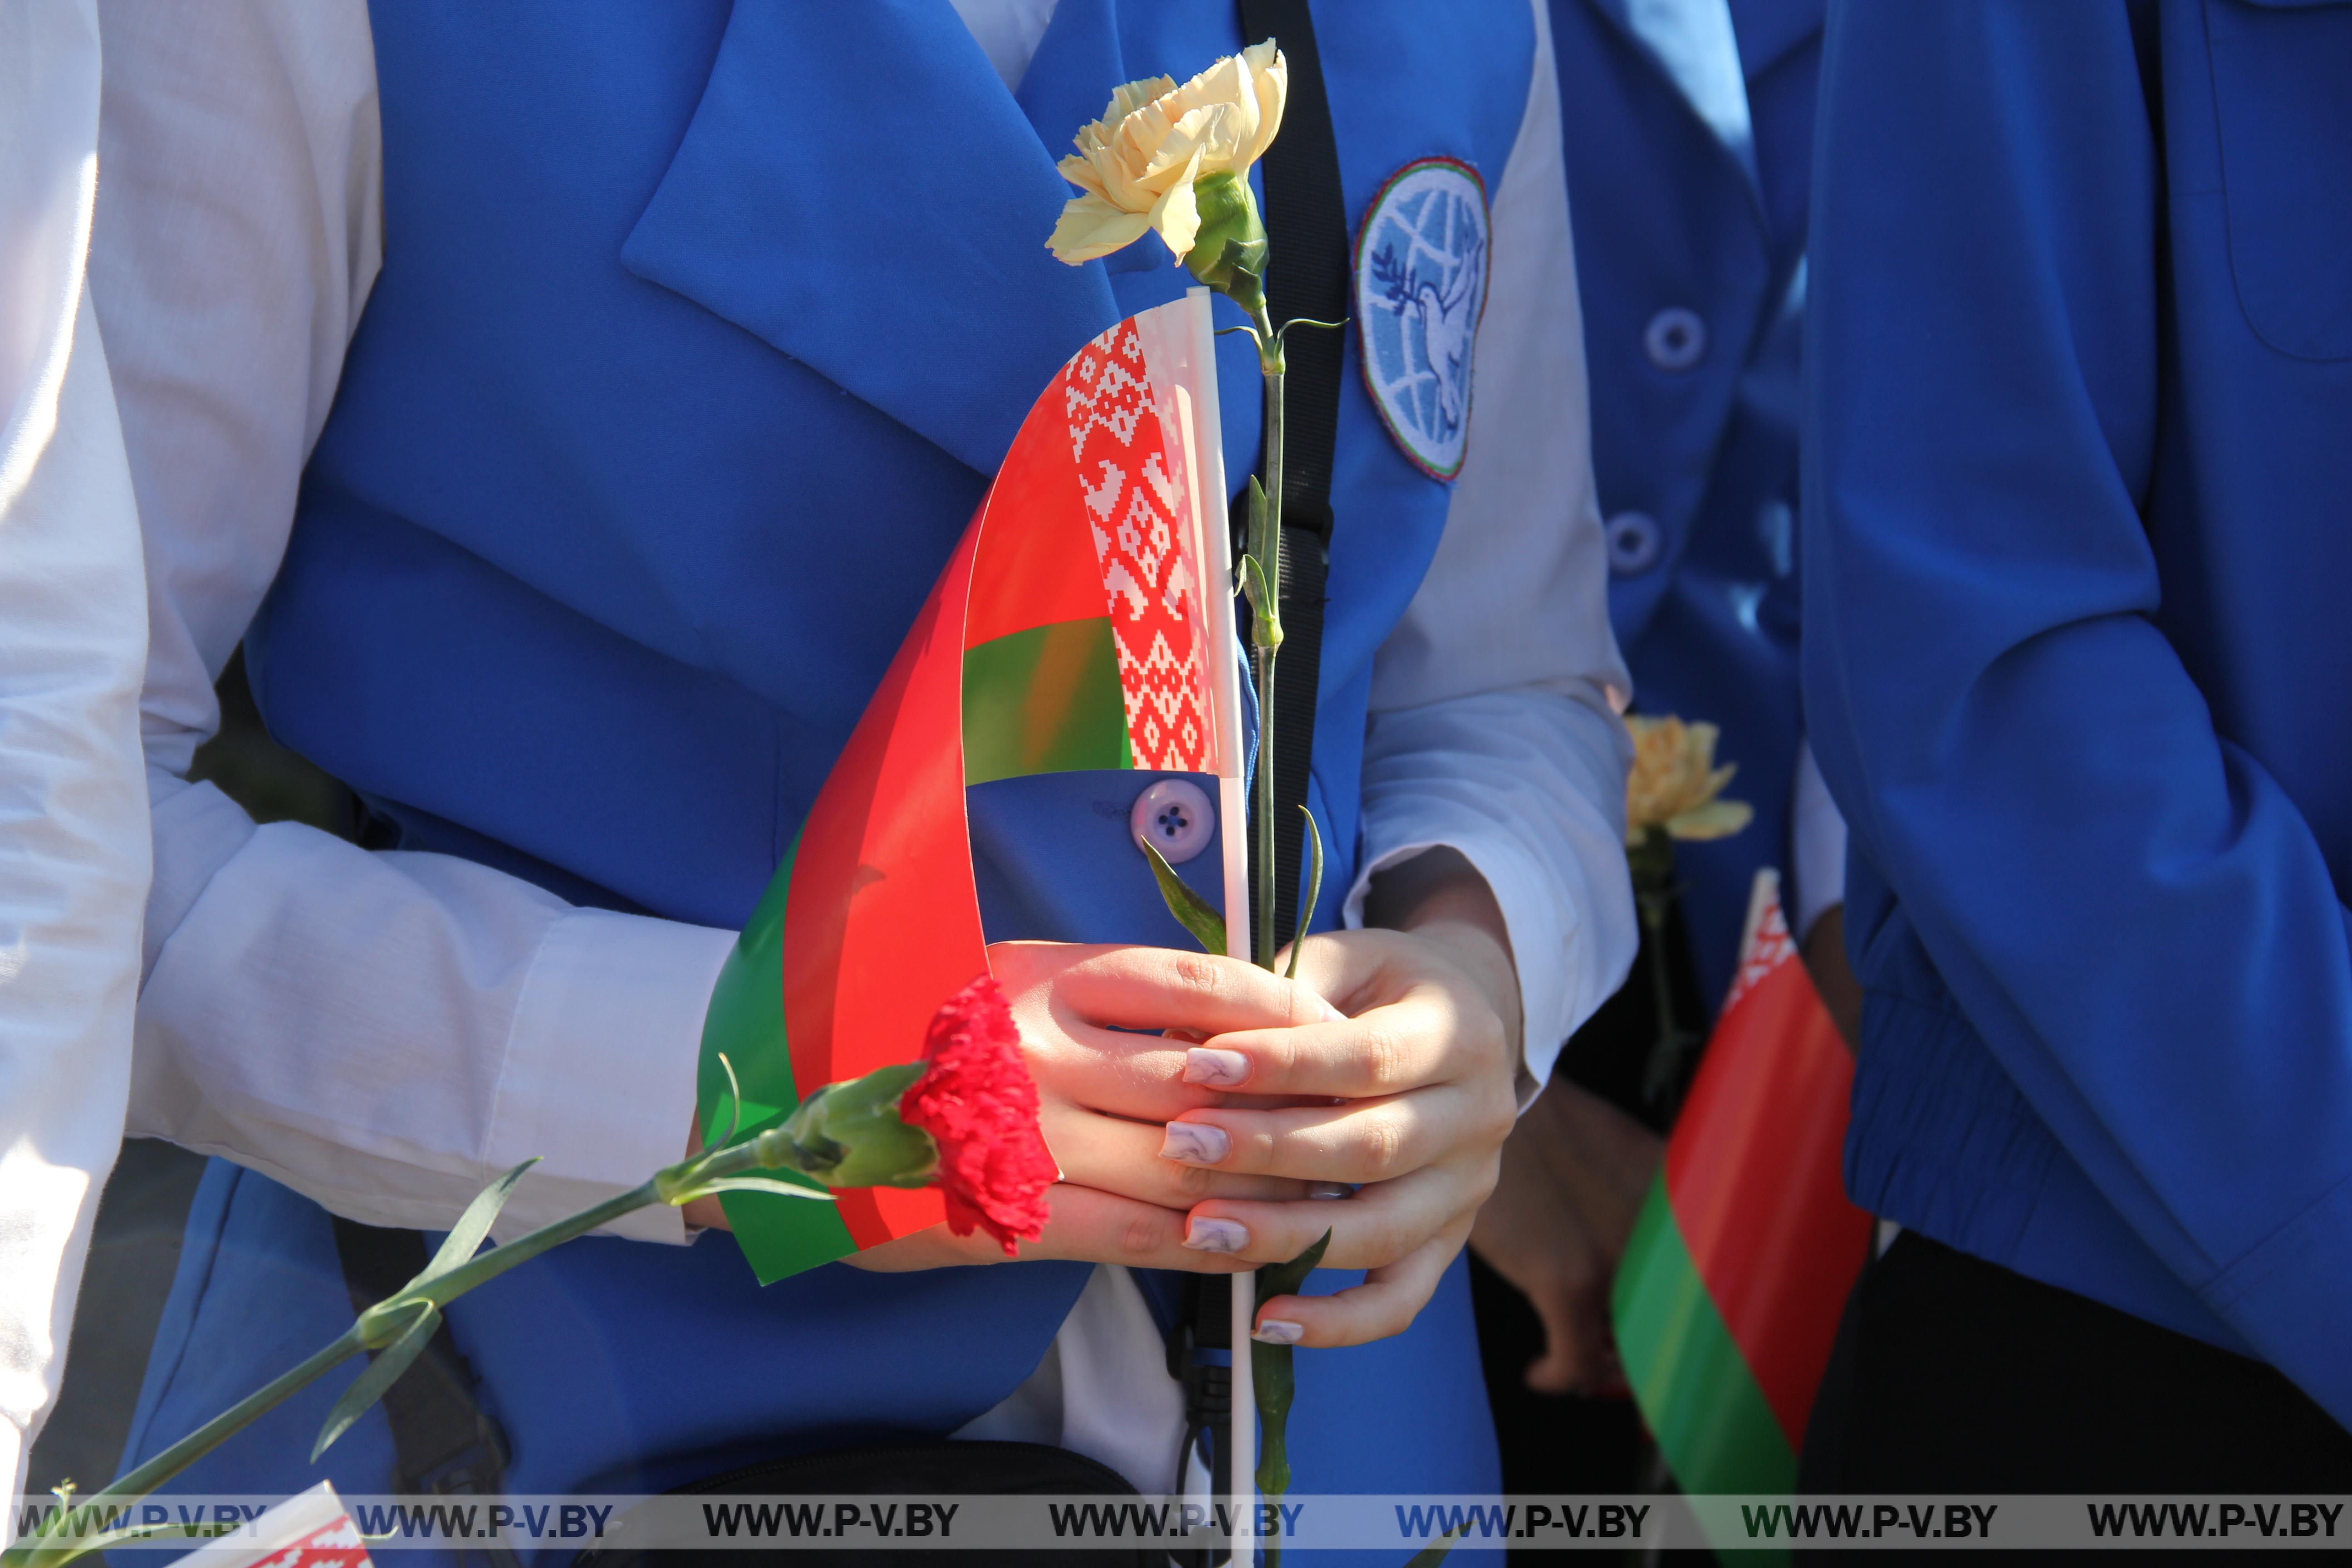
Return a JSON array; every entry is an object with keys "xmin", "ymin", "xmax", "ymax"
[{"xmin": 898, "ymin": 973, "xmax": 1056, "ymax": 1256}]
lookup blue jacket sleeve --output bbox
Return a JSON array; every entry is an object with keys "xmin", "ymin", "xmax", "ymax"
[{"xmin": 1804, "ymin": 0, "xmax": 2352, "ymax": 1415}]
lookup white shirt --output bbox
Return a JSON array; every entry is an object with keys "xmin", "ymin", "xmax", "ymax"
[
  {"xmin": 85, "ymin": 0, "xmax": 1632, "ymax": 1493},
  {"xmin": 0, "ymin": 0, "xmax": 153, "ymax": 1515}
]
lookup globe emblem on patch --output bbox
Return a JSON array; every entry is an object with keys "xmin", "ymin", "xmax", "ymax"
[{"xmin": 1355, "ymin": 157, "xmax": 1490, "ymax": 481}]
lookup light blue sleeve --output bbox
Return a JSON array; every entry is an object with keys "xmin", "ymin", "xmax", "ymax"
[{"xmin": 1803, "ymin": 0, "xmax": 2352, "ymax": 1418}]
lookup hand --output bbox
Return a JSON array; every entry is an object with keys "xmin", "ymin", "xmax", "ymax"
[
  {"xmin": 1469, "ymin": 1078, "xmax": 1662, "ymax": 1396},
  {"xmin": 1153, "ymin": 850, "xmax": 1527, "ymax": 1348},
  {"xmin": 686, "ymin": 941, "xmax": 1344, "ymax": 1271}
]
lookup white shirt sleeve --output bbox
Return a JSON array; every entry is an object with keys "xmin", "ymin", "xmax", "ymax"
[
  {"xmin": 93, "ymin": 0, "xmax": 730, "ymax": 1246},
  {"xmin": 0, "ymin": 0, "xmax": 152, "ymax": 1513},
  {"xmin": 1351, "ymin": 0, "xmax": 1638, "ymax": 1091}
]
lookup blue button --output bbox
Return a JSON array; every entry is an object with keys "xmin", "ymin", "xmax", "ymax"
[
  {"xmin": 1606, "ymin": 510, "xmax": 1664, "ymax": 576},
  {"xmin": 1131, "ymin": 778, "xmax": 1215, "ymax": 864},
  {"xmin": 1644, "ymin": 307, "xmax": 1707, "ymax": 371}
]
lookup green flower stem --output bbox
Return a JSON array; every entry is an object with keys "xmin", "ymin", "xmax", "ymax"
[
  {"xmin": 1628, "ymin": 831, "xmax": 1697, "ymax": 1112},
  {"xmin": 1250, "ymin": 1230, "xmax": 1329, "ymax": 1568},
  {"xmin": 13, "ymin": 1331, "xmax": 369, "ymax": 1568},
  {"xmin": 2, "ymin": 1131, "xmax": 818, "ymax": 1568},
  {"xmin": 1176, "ymin": 194, "xmax": 1325, "ymax": 1543},
  {"xmin": 407, "ymin": 1178, "xmax": 661, "ymax": 1306},
  {"xmin": 1251, "ymin": 336, "xmax": 1283, "ymax": 975}
]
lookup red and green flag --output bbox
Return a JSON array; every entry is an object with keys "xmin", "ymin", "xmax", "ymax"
[
  {"xmin": 696, "ymin": 295, "xmax": 1247, "ymax": 1283},
  {"xmin": 1612, "ymin": 869, "xmax": 1873, "ymax": 1503}
]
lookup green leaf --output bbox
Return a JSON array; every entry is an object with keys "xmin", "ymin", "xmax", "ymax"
[
  {"xmin": 1238, "ymin": 553, "xmax": 1282, "ymax": 651},
  {"xmin": 1275, "ymin": 316, "xmax": 1349, "ymax": 341},
  {"xmin": 1250, "ymin": 1228, "xmax": 1334, "ymax": 1503},
  {"xmin": 1142, "ymin": 839, "xmax": 1227, "ymax": 956},
  {"xmin": 1403, "ymin": 1524, "xmax": 1470, "ymax": 1565},
  {"xmin": 418, "ymin": 1158, "xmax": 539, "ymax": 1284},
  {"xmin": 14, "ymin": 1519, "xmax": 216, "ymax": 1568},
  {"xmin": 711, "ymin": 1053, "xmax": 746, "ymax": 1150},
  {"xmin": 1284, "ymin": 805, "xmax": 1324, "ymax": 981},
  {"xmin": 311, "ymin": 1303, "xmax": 438, "ymax": 1461},
  {"xmin": 1238, "ymin": 549, "xmax": 1269, "ymax": 614},
  {"xmin": 674, "ymin": 1175, "xmax": 838, "ymax": 1202},
  {"xmin": 1257, "ymin": 1226, "xmax": 1333, "ymax": 1303},
  {"xmin": 1246, "ymin": 475, "xmax": 1271, "ymax": 559}
]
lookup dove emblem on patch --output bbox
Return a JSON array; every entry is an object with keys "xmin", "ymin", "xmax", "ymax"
[{"xmin": 1355, "ymin": 157, "xmax": 1490, "ymax": 481}]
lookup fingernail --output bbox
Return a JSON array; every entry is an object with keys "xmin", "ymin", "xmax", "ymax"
[
  {"xmin": 1160, "ymin": 1122, "xmax": 1230, "ymax": 1165},
  {"xmin": 1251, "ymin": 1318, "xmax": 1305, "ymax": 1345},
  {"xmin": 1314, "ymin": 995, "xmax": 1346, "ymax": 1023},
  {"xmin": 1308, "ymin": 1182, "xmax": 1352, "ymax": 1200},
  {"xmin": 1183, "ymin": 1047, "xmax": 1251, "ymax": 1088},
  {"xmin": 1183, "ymin": 1217, "xmax": 1250, "ymax": 1254}
]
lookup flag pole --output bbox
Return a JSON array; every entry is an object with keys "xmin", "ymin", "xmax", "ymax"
[{"xmin": 1178, "ymin": 286, "xmax": 1256, "ymax": 1560}]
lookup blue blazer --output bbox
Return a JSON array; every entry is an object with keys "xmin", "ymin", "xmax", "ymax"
[
  {"xmin": 1806, "ymin": 0, "xmax": 2352, "ymax": 1425},
  {"xmin": 1552, "ymin": 0, "xmax": 1824, "ymax": 1009}
]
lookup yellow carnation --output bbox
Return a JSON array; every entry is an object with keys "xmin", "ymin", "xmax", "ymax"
[
  {"xmin": 1625, "ymin": 715, "xmax": 1753, "ymax": 846},
  {"xmin": 1048, "ymin": 40, "xmax": 1287, "ymax": 266}
]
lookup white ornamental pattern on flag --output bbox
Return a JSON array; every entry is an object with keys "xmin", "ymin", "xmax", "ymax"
[{"xmin": 1064, "ymin": 319, "xmax": 1214, "ymax": 774}]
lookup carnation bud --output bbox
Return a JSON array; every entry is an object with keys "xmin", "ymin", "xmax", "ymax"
[
  {"xmin": 759, "ymin": 1063, "xmax": 938, "ymax": 1190},
  {"xmin": 1184, "ymin": 170, "xmax": 1269, "ymax": 318}
]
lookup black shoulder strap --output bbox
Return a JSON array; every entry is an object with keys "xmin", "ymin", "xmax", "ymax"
[
  {"xmin": 1237, "ymin": 0, "xmax": 1352, "ymax": 944},
  {"xmin": 1166, "ymin": 1, "xmax": 1353, "ymax": 1506},
  {"xmin": 332, "ymin": 1216, "xmax": 520, "ymax": 1568}
]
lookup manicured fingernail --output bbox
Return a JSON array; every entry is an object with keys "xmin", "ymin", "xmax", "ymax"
[
  {"xmin": 1160, "ymin": 1122, "xmax": 1230, "ymax": 1165},
  {"xmin": 1184, "ymin": 1047, "xmax": 1251, "ymax": 1087},
  {"xmin": 1308, "ymin": 1182, "xmax": 1352, "ymax": 1200},
  {"xmin": 1251, "ymin": 1318, "xmax": 1305, "ymax": 1344},
  {"xmin": 1314, "ymin": 995, "xmax": 1346, "ymax": 1023},
  {"xmin": 1183, "ymin": 1217, "xmax": 1250, "ymax": 1254}
]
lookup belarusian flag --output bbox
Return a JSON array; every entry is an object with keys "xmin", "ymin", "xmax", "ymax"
[
  {"xmin": 696, "ymin": 294, "xmax": 1247, "ymax": 1283},
  {"xmin": 1612, "ymin": 869, "xmax": 1872, "ymax": 1497}
]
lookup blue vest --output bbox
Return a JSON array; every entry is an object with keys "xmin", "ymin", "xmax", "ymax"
[
  {"xmin": 1552, "ymin": 0, "xmax": 1822, "ymax": 1008},
  {"xmin": 126, "ymin": 0, "xmax": 1529, "ymax": 1535}
]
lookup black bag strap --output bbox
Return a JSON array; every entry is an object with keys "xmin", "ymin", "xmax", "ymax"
[
  {"xmin": 1164, "ymin": 1272, "xmax": 1234, "ymax": 1551},
  {"xmin": 1236, "ymin": 0, "xmax": 1352, "ymax": 945},
  {"xmin": 332, "ymin": 1216, "xmax": 520, "ymax": 1568}
]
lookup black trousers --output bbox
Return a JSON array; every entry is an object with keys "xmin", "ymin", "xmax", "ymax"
[{"xmin": 1801, "ymin": 1231, "xmax": 2352, "ymax": 1493}]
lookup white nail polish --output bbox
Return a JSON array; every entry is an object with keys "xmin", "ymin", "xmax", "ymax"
[
  {"xmin": 1308, "ymin": 1182, "xmax": 1352, "ymax": 1200},
  {"xmin": 1160, "ymin": 1122, "xmax": 1230, "ymax": 1164},
  {"xmin": 1251, "ymin": 1318, "xmax": 1305, "ymax": 1345},
  {"xmin": 1183, "ymin": 1217, "xmax": 1250, "ymax": 1254},
  {"xmin": 1183, "ymin": 1047, "xmax": 1250, "ymax": 1087}
]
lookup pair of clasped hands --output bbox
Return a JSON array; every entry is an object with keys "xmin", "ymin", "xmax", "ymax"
[{"xmin": 687, "ymin": 849, "xmax": 1525, "ymax": 1348}]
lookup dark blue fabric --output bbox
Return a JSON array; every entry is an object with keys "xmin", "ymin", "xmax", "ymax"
[
  {"xmin": 969, "ymin": 771, "xmax": 1227, "ymax": 948},
  {"xmin": 122, "ymin": 1163, "xmax": 403, "ymax": 1499},
  {"xmin": 141, "ymin": 0, "xmax": 1532, "ymax": 1522},
  {"xmin": 1551, "ymin": 0, "xmax": 1824, "ymax": 1009},
  {"xmin": 1805, "ymin": 0, "xmax": 2352, "ymax": 1424}
]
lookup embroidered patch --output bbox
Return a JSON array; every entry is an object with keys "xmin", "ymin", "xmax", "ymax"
[{"xmin": 1355, "ymin": 157, "xmax": 1490, "ymax": 480}]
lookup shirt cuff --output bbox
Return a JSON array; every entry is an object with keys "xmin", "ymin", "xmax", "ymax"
[
  {"xmin": 1343, "ymin": 690, "xmax": 1638, "ymax": 1102},
  {"xmin": 488, "ymin": 907, "xmax": 735, "ymax": 1245},
  {"xmin": 1792, "ymin": 740, "xmax": 1850, "ymax": 942}
]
